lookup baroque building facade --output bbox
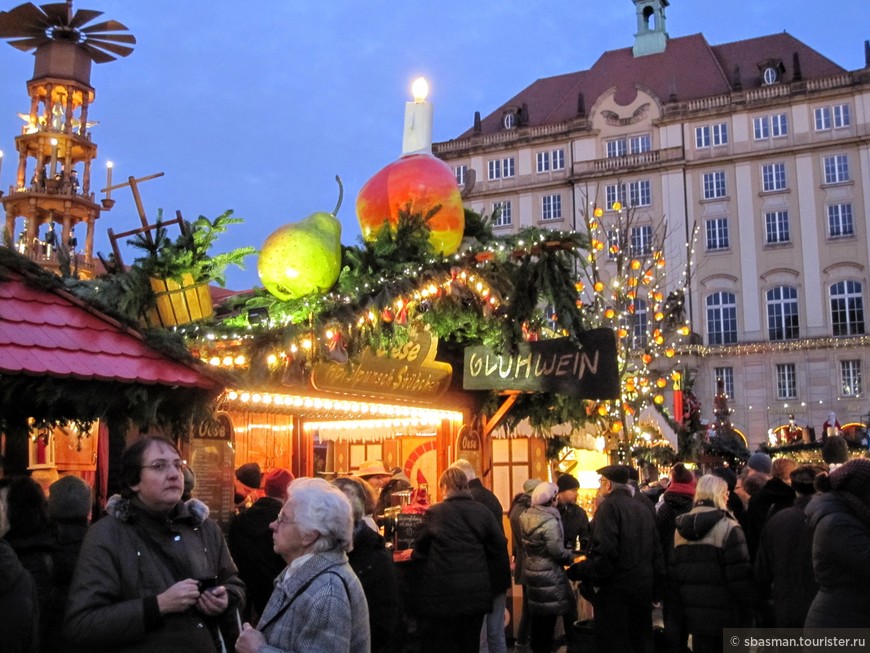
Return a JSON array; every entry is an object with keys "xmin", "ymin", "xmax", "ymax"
[{"xmin": 434, "ymin": 0, "xmax": 870, "ymax": 449}]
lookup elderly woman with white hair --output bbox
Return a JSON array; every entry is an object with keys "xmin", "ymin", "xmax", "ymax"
[
  {"xmin": 668, "ymin": 474, "xmax": 756, "ymax": 653},
  {"xmin": 520, "ymin": 481, "xmax": 576, "ymax": 653},
  {"xmin": 235, "ymin": 477, "xmax": 371, "ymax": 653}
]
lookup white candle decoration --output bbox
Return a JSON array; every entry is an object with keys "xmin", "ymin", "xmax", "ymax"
[
  {"xmin": 106, "ymin": 161, "xmax": 113, "ymax": 199},
  {"xmin": 49, "ymin": 139, "xmax": 58, "ymax": 179},
  {"xmin": 402, "ymin": 77, "xmax": 433, "ymax": 156}
]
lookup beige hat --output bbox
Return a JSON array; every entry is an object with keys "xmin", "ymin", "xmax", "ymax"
[{"xmin": 355, "ymin": 460, "xmax": 390, "ymax": 478}]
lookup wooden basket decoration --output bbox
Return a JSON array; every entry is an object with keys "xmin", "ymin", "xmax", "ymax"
[{"xmin": 145, "ymin": 273, "xmax": 214, "ymax": 328}]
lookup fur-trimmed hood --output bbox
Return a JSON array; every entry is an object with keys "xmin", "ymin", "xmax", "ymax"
[{"xmin": 105, "ymin": 494, "xmax": 210, "ymax": 525}]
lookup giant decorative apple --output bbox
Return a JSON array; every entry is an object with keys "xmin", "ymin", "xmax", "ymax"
[
  {"xmin": 258, "ymin": 177, "xmax": 343, "ymax": 300},
  {"xmin": 356, "ymin": 153, "xmax": 464, "ymax": 256}
]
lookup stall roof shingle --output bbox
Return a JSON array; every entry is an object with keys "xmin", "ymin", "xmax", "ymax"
[{"xmin": 0, "ymin": 271, "xmax": 219, "ymax": 390}]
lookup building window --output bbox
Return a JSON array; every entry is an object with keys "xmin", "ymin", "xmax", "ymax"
[
  {"xmin": 536, "ymin": 148, "xmax": 565, "ymax": 173},
  {"xmin": 764, "ymin": 210, "xmax": 790, "ymax": 244},
  {"xmin": 767, "ymin": 286, "xmax": 799, "ymax": 340},
  {"xmin": 814, "ymin": 107, "xmax": 831, "ymax": 131},
  {"xmin": 815, "ymin": 104, "xmax": 851, "ymax": 131},
  {"xmin": 827, "ymin": 203, "xmax": 854, "ymax": 238},
  {"xmin": 454, "ymin": 165, "xmax": 467, "ymax": 186},
  {"xmin": 492, "ymin": 201, "xmax": 512, "ymax": 227},
  {"xmin": 714, "ymin": 367, "xmax": 735, "ymax": 401},
  {"xmin": 541, "ymin": 194, "xmax": 562, "ymax": 221},
  {"xmin": 841, "ymin": 360, "xmax": 862, "ymax": 397},
  {"xmin": 830, "ymin": 280, "xmax": 865, "ymax": 336},
  {"xmin": 706, "ymin": 291, "xmax": 737, "ymax": 345},
  {"xmin": 606, "ymin": 134, "xmax": 651, "ymax": 158},
  {"xmin": 762, "ymin": 163, "xmax": 787, "ymax": 192},
  {"xmin": 703, "ymin": 171, "xmax": 727, "ymax": 199},
  {"xmin": 629, "ymin": 180, "xmax": 651, "ymax": 207},
  {"xmin": 488, "ymin": 157, "xmax": 515, "ymax": 180},
  {"xmin": 705, "ymin": 217, "xmax": 729, "ymax": 250},
  {"xmin": 833, "ymin": 104, "xmax": 851, "ymax": 128},
  {"xmin": 695, "ymin": 123, "xmax": 728, "ymax": 148},
  {"xmin": 823, "ymin": 154, "xmax": 850, "ymax": 184},
  {"xmin": 630, "ymin": 134, "xmax": 652, "ymax": 153},
  {"xmin": 630, "ymin": 299, "xmax": 648, "ymax": 349},
  {"xmin": 606, "ymin": 139, "xmax": 626, "ymax": 158},
  {"xmin": 753, "ymin": 113, "xmax": 788, "ymax": 140},
  {"xmin": 630, "ymin": 225, "xmax": 653, "ymax": 257},
  {"xmin": 776, "ymin": 363, "xmax": 797, "ymax": 399},
  {"xmin": 607, "ymin": 182, "xmax": 651, "ymax": 210}
]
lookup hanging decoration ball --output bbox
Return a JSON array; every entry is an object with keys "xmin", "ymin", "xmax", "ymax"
[
  {"xmin": 593, "ymin": 207, "xmax": 604, "ymax": 218},
  {"xmin": 356, "ymin": 153, "xmax": 465, "ymax": 255},
  {"xmin": 654, "ymin": 394, "xmax": 665, "ymax": 405},
  {"xmin": 258, "ymin": 176, "xmax": 343, "ymax": 301}
]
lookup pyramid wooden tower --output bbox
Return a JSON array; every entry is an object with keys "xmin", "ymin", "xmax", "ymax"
[{"xmin": 0, "ymin": 1, "xmax": 134, "ymax": 278}]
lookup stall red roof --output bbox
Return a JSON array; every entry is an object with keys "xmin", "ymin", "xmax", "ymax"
[{"xmin": 0, "ymin": 269, "xmax": 220, "ymax": 390}]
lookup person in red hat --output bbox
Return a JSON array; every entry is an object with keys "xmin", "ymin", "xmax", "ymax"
[{"xmin": 228, "ymin": 468, "xmax": 294, "ymax": 622}]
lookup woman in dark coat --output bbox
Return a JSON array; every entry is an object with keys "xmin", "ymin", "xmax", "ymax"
[
  {"xmin": 4, "ymin": 475, "xmax": 57, "ymax": 643},
  {"xmin": 519, "ymin": 481, "xmax": 575, "ymax": 653},
  {"xmin": 0, "ymin": 479, "xmax": 40, "ymax": 653},
  {"xmin": 412, "ymin": 466, "xmax": 507, "ymax": 653},
  {"xmin": 65, "ymin": 436, "xmax": 245, "ymax": 652},
  {"xmin": 669, "ymin": 474, "xmax": 756, "ymax": 653},
  {"xmin": 334, "ymin": 476, "xmax": 401, "ymax": 653},
  {"xmin": 804, "ymin": 458, "xmax": 870, "ymax": 627}
]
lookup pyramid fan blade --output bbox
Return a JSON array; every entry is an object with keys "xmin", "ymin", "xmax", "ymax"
[
  {"xmin": 40, "ymin": 3, "xmax": 72, "ymax": 26},
  {"xmin": 87, "ymin": 39, "xmax": 133, "ymax": 58},
  {"xmin": 83, "ymin": 32, "xmax": 136, "ymax": 44},
  {"xmin": 0, "ymin": 3, "xmax": 50, "ymax": 35},
  {"xmin": 69, "ymin": 9, "xmax": 104, "ymax": 29},
  {"xmin": 7, "ymin": 35, "xmax": 44, "ymax": 51},
  {"xmin": 81, "ymin": 19, "xmax": 130, "ymax": 34},
  {"xmin": 80, "ymin": 41, "xmax": 114, "ymax": 63}
]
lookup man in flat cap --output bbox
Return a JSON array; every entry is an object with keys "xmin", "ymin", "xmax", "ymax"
[{"xmin": 568, "ymin": 464, "xmax": 664, "ymax": 653}]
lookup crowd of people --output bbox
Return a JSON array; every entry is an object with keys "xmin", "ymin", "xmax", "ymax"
[{"xmin": 1, "ymin": 434, "xmax": 869, "ymax": 653}]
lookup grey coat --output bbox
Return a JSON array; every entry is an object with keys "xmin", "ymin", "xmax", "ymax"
[
  {"xmin": 64, "ymin": 496, "xmax": 245, "ymax": 652},
  {"xmin": 519, "ymin": 504, "xmax": 575, "ymax": 616},
  {"xmin": 256, "ymin": 550, "xmax": 371, "ymax": 652}
]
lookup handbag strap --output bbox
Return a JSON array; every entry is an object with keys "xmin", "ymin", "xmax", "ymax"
[{"xmin": 258, "ymin": 567, "xmax": 349, "ymax": 632}]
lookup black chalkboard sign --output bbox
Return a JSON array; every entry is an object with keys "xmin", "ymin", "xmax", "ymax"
[{"xmin": 394, "ymin": 513, "xmax": 425, "ymax": 551}]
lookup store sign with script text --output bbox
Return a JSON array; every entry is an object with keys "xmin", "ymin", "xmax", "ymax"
[
  {"xmin": 312, "ymin": 330, "xmax": 452, "ymax": 403},
  {"xmin": 462, "ymin": 329, "xmax": 619, "ymax": 399}
]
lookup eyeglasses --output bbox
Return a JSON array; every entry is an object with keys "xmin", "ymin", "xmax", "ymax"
[
  {"xmin": 141, "ymin": 459, "xmax": 187, "ymax": 474},
  {"xmin": 275, "ymin": 513, "xmax": 296, "ymax": 527}
]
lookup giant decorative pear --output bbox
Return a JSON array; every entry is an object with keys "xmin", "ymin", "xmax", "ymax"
[{"xmin": 258, "ymin": 176, "xmax": 343, "ymax": 300}]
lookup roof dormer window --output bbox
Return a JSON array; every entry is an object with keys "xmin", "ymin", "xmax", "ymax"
[
  {"xmin": 758, "ymin": 58, "xmax": 785, "ymax": 86},
  {"xmin": 502, "ymin": 111, "xmax": 517, "ymax": 130}
]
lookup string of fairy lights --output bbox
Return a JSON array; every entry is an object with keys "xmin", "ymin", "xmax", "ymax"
[{"xmin": 574, "ymin": 198, "xmax": 696, "ymax": 451}]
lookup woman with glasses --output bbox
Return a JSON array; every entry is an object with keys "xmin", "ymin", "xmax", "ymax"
[{"xmin": 65, "ymin": 436, "xmax": 245, "ymax": 652}]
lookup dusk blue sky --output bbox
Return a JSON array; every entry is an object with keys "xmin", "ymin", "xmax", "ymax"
[{"xmin": 0, "ymin": 0, "xmax": 866, "ymax": 289}]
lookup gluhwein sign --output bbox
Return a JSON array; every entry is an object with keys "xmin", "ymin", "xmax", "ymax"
[{"xmin": 462, "ymin": 329, "xmax": 619, "ymax": 399}]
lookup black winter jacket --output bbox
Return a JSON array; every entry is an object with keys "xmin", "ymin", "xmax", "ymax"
[
  {"xmin": 349, "ymin": 521, "xmax": 401, "ymax": 653},
  {"xmin": 669, "ymin": 503, "xmax": 756, "ymax": 636},
  {"xmin": 469, "ymin": 478, "xmax": 512, "ymax": 594},
  {"xmin": 568, "ymin": 486, "xmax": 664, "ymax": 600},
  {"xmin": 412, "ymin": 492, "xmax": 506, "ymax": 615},
  {"xmin": 655, "ymin": 489, "xmax": 694, "ymax": 564},
  {"xmin": 804, "ymin": 491, "xmax": 870, "ymax": 627},
  {"xmin": 754, "ymin": 495, "xmax": 817, "ymax": 627},
  {"xmin": 0, "ymin": 538, "xmax": 39, "ymax": 652},
  {"xmin": 226, "ymin": 496, "xmax": 285, "ymax": 619},
  {"xmin": 520, "ymin": 504, "xmax": 575, "ymax": 616}
]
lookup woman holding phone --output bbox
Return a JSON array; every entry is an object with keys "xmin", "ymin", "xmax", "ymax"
[{"xmin": 65, "ymin": 436, "xmax": 245, "ymax": 652}]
